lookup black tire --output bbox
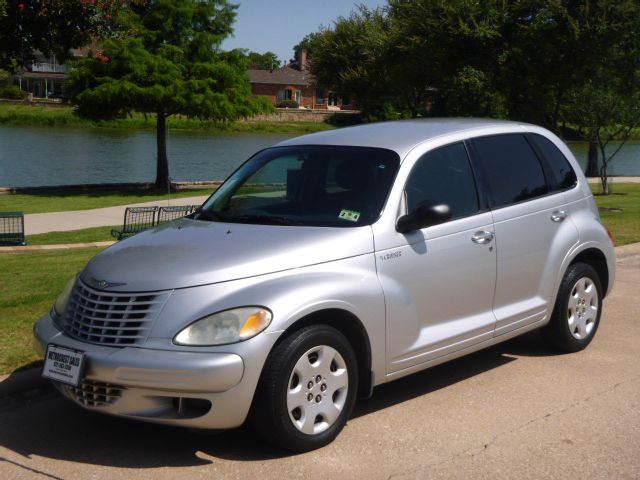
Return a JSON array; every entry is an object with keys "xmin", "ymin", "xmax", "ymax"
[
  {"xmin": 542, "ymin": 262, "xmax": 603, "ymax": 353},
  {"xmin": 250, "ymin": 324, "xmax": 358, "ymax": 452}
]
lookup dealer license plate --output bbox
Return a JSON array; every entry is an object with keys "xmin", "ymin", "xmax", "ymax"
[{"xmin": 42, "ymin": 344, "xmax": 85, "ymax": 387}]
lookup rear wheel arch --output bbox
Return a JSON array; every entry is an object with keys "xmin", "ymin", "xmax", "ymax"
[{"xmin": 569, "ymin": 248, "xmax": 609, "ymax": 297}]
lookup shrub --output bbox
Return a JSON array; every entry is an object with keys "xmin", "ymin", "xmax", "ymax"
[
  {"xmin": 327, "ymin": 112, "xmax": 362, "ymax": 126},
  {"xmin": 276, "ymin": 100, "xmax": 299, "ymax": 108},
  {"xmin": 0, "ymin": 85, "xmax": 27, "ymax": 100},
  {"xmin": 0, "ymin": 69, "xmax": 12, "ymax": 87}
]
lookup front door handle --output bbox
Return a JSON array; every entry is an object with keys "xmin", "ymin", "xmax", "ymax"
[
  {"xmin": 551, "ymin": 210, "xmax": 568, "ymax": 222},
  {"xmin": 471, "ymin": 231, "xmax": 494, "ymax": 244}
]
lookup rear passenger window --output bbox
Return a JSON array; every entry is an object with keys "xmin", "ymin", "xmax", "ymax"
[
  {"xmin": 473, "ymin": 134, "xmax": 547, "ymax": 208},
  {"xmin": 405, "ymin": 143, "xmax": 479, "ymax": 220},
  {"xmin": 529, "ymin": 134, "xmax": 577, "ymax": 192}
]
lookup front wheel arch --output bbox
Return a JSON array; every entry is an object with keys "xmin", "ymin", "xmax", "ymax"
[
  {"xmin": 250, "ymin": 324, "xmax": 359, "ymax": 452},
  {"xmin": 271, "ymin": 308, "xmax": 373, "ymax": 398}
]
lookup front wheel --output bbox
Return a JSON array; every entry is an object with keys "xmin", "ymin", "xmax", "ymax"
[
  {"xmin": 542, "ymin": 262, "xmax": 603, "ymax": 352},
  {"xmin": 250, "ymin": 325, "xmax": 358, "ymax": 452}
]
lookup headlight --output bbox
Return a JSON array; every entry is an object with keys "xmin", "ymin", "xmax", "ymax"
[
  {"xmin": 174, "ymin": 307, "xmax": 272, "ymax": 346},
  {"xmin": 53, "ymin": 276, "xmax": 76, "ymax": 317}
]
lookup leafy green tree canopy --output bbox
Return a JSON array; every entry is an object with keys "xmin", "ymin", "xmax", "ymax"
[
  {"xmin": 69, "ymin": 0, "xmax": 271, "ymax": 189},
  {"xmin": 245, "ymin": 50, "xmax": 281, "ymax": 70},
  {"xmin": 291, "ymin": 32, "xmax": 321, "ymax": 63},
  {"xmin": 303, "ymin": 6, "xmax": 395, "ymax": 120},
  {"xmin": 0, "ymin": 0, "xmax": 122, "ymax": 69},
  {"xmin": 307, "ymin": 1, "xmax": 640, "ymax": 128}
]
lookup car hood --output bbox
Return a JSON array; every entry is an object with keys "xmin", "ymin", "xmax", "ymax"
[{"xmin": 81, "ymin": 218, "xmax": 374, "ymax": 292}]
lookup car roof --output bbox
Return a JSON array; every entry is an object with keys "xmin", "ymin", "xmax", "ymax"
[{"xmin": 275, "ymin": 118, "xmax": 533, "ymax": 159}]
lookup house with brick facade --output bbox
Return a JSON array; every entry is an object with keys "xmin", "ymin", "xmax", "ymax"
[{"xmin": 248, "ymin": 49, "xmax": 347, "ymax": 110}]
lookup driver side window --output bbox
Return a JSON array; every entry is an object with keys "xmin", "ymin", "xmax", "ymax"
[{"xmin": 405, "ymin": 143, "xmax": 480, "ymax": 221}]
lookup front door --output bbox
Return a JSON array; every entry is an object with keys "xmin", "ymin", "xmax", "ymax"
[{"xmin": 378, "ymin": 143, "xmax": 497, "ymax": 374}]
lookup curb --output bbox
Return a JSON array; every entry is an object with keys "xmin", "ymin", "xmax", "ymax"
[
  {"xmin": 1, "ymin": 241, "xmax": 639, "ymax": 397},
  {"xmin": 614, "ymin": 242, "xmax": 640, "ymax": 260}
]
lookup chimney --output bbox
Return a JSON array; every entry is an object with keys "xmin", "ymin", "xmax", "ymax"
[{"xmin": 298, "ymin": 48, "xmax": 308, "ymax": 71}]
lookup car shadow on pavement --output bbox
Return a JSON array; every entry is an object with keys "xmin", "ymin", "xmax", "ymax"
[
  {"xmin": 353, "ymin": 330, "xmax": 560, "ymax": 419},
  {"xmin": 0, "ymin": 331, "xmax": 559, "ymax": 468}
]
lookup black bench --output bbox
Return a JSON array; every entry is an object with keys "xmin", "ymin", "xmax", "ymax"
[
  {"xmin": 157, "ymin": 205, "xmax": 198, "ymax": 224},
  {"xmin": 111, "ymin": 206, "xmax": 159, "ymax": 240},
  {"xmin": 0, "ymin": 211, "xmax": 26, "ymax": 246}
]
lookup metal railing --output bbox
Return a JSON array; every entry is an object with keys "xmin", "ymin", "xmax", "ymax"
[{"xmin": 30, "ymin": 61, "xmax": 67, "ymax": 73}]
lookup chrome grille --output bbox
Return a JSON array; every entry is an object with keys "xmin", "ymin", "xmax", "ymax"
[
  {"xmin": 64, "ymin": 380, "xmax": 124, "ymax": 407},
  {"xmin": 61, "ymin": 279, "xmax": 170, "ymax": 346}
]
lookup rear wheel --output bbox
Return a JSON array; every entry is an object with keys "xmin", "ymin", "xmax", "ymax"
[
  {"xmin": 542, "ymin": 262, "xmax": 603, "ymax": 352},
  {"xmin": 251, "ymin": 325, "xmax": 358, "ymax": 452}
]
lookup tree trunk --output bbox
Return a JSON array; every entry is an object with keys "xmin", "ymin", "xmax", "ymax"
[
  {"xmin": 599, "ymin": 143, "xmax": 609, "ymax": 195},
  {"xmin": 600, "ymin": 164, "xmax": 609, "ymax": 195},
  {"xmin": 585, "ymin": 138, "xmax": 599, "ymax": 177},
  {"xmin": 155, "ymin": 110, "xmax": 170, "ymax": 190}
]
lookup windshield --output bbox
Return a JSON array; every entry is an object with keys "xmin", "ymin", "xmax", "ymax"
[{"xmin": 198, "ymin": 145, "xmax": 400, "ymax": 227}]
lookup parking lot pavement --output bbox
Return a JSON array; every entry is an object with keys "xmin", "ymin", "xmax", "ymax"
[{"xmin": 1, "ymin": 257, "xmax": 638, "ymax": 480}]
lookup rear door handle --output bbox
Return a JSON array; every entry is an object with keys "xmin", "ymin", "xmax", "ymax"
[
  {"xmin": 471, "ymin": 231, "xmax": 494, "ymax": 244},
  {"xmin": 551, "ymin": 210, "xmax": 568, "ymax": 222}
]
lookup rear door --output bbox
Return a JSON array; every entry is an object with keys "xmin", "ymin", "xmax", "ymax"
[{"xmin": 469, "ymin": 134, "xmax": 579, "ymax": 336}]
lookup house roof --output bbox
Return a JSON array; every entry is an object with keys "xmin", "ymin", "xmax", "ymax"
[{"xmin": 247, "ymin": 64, "xmax": 315, "ymax": 87}]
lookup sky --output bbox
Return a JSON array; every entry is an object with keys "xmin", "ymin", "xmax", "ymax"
[{"xmin": 221, "ymin": 0, "xmax": 388, "ymax": 65}]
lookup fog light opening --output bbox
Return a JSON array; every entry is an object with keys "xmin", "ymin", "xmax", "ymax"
[{"xmin": 172, "ymin": 397, "xmax": 212, "ymax": 418}]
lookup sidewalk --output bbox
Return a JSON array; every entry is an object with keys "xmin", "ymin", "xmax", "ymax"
[
  {"xmin": 24, "ymin": 195, "xmax": 209, "ymax": 235},
  {"xmin": 586, "ymin": 177, "xmax": 640, "ymax": 184}
]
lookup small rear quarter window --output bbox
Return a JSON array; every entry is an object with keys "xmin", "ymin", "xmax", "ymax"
[
  {"xmin": 472, "ymin": 134, "xmax": 547, "ymax": 208},
  {"xmin": 529, "ymin": 134, "xmax": 577, "ymax": 192}
]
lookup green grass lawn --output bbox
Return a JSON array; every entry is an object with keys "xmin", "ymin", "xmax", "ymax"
[
  {"xmin": 27, "ymin": 226, "xmax": 118, "ymax": 245},
  {"xmin": 591, "ymin": 183, "xmax": 640, "ymax": 246},
  {"xmin": 0, "ymin": 188, "xmax": 213, "ymax": 214},
  {"xmin": 0, "ymin": 248, "xmax": 102, "ymax": 375},
  {"xmin": 0, "ymin": 103, "xmax": 335, "ymax": 134}
]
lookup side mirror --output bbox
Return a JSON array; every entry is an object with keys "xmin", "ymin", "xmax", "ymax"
[{"xmin": 396, "ymin": 202, "xmax": 452, "ymax": 233}]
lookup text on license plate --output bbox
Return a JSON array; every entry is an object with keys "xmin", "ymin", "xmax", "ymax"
[{"xmin": 42, "ymin": 344, "xmax": 85, "ymax": 387}]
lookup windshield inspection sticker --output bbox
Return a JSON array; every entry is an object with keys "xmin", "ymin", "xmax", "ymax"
[{"xmin": 338, "ymin": 209, "xmax": 361, "ymax": 223}]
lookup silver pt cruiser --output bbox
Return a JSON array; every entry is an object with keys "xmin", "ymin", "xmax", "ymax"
[{"xmin": 34, "ymin": 119, "xmax": 615, "ymax": 452}]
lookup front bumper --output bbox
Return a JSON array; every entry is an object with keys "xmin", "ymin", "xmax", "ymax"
[{"xmin": 34, "ymin": 313, "xmax": 256, "ymax": 429}]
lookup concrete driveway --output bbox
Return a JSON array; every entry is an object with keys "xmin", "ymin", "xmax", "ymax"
[{"xmin": 1, "ymin": 255, "xmax": 638, "ymax": 479}]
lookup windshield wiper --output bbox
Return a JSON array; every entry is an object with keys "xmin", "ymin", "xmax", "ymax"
[
  {"xmin": 225, "ymin": 214, "xmax": 304, "ymax": 226},
  {"xmin": 195, "ymin": 209, "xmax": 227, "ymax": 222}
]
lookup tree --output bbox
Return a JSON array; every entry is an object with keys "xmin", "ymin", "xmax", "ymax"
[
  {"xmin": 386, "ymin": 0, "xmax": 506, "ymax": 118},
  {"xmin": 305, "ymin": 7, "xmax": 398, "ymax": 120},
  {"xmin": 559, "ymin": 0, "xmax": 640, "ymax": 184},
  {"xmin": 0, "ymin": 0, "xmax": 122, "ymax": 70},
  {"xmin": 246, "ymin": 51, "xmax": 280, "ymax": 70},
  {"xmin": 307, "ymin": 0, "xmax": 640, "ymax": 144},
  {"xmin": 307, "ymin": 2, "xmax": 507, "ymax": 120},
  {"xmin": 291, "ymin": 32, "xmax": 321, "ymax": 64},
  {"xmin": 565, "ymin": 82, "xmax": 640, "ymax": 194},
  {"xmin": 68, "ymin": 0, "xmax": 270, "ymax": 190}
]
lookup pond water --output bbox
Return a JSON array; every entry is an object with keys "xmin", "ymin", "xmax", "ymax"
[
  {"xmin": 0, "ymin": 126, "xmax": 292, "ymax": 187},
  {"xmin": 0, "ymin": 126, "xmax": 638, "ymax": 187}
]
